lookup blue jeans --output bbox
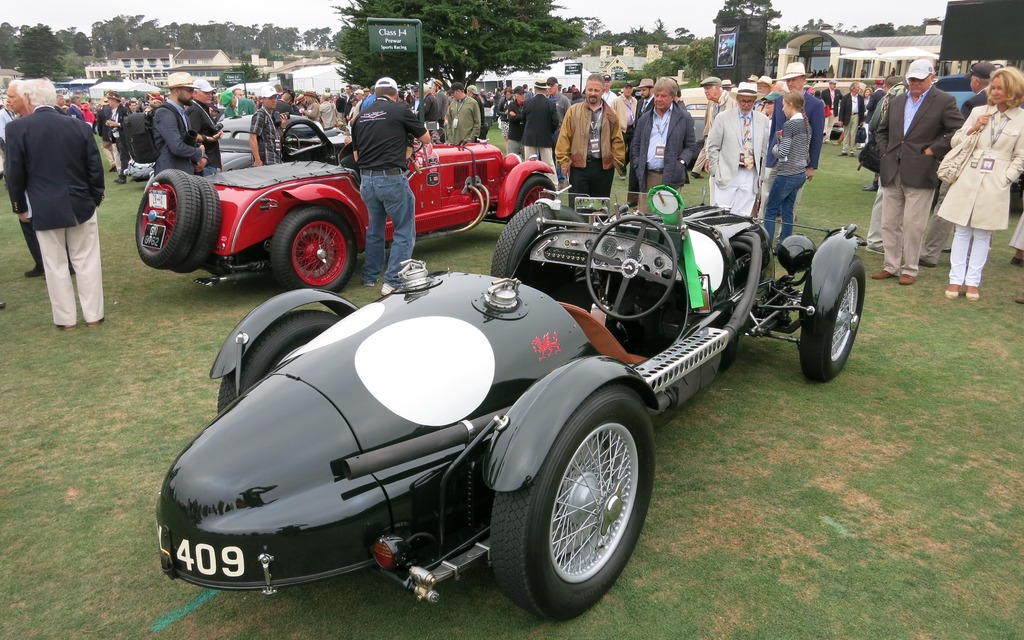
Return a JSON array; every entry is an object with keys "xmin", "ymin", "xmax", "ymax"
[
  {"xmin": 360, "ymin": 173, "xmax": 416, "ymax": 286},
  {"xmin": 763, "ymin": 171, "xmax": 806, "ymax": 247}
]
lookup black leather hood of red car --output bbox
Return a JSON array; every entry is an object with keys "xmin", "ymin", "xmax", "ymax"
[{"xmin": 212, "ymin": 162, "xmax": 353, "ymax": 190}]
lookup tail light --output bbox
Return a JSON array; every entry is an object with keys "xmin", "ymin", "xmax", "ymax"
[{"xmin": 371, "ymin": 535, "xmax": 409, "ymax": 570}]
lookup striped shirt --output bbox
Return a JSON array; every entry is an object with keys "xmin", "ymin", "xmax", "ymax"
[{"xmin": 773, "ymin": 113, "xmax": 809, "ymax": 177}]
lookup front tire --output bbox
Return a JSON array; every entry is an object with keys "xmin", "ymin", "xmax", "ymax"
[
  {"xmin": 270, "ymin": 205, "xmax": 356, "ymax": 291},
  {"xmin": 513, "ymin": 173, "xmax": 553, "ymax": 212},
  {"xmin": 216, "ymin": 309, "xmax": 340, "ymax": 411},
  {"xmin": 490, "ymin": 204, "xmax": 546, "ymax": 278},
  {"xmin": 799, "ymin": 257, "xmax": 865, "ymax": 381},
  {"xmin": 490, "ymin": 385, "xmax": 654, "ymax": 620}
]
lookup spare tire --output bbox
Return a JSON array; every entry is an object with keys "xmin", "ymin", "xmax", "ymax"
[
  {"xmin": 171, "ymin": 175, "xmax": 222, "ymax": 274},
  {"xmin": 136, "ymin": 169, "xmax": 201, "ymax": 270}
]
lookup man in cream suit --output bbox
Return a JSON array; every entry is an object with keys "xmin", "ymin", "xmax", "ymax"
[{"xmin": 706, "ymin": 83, "xmax": 770, "ymax": 217}]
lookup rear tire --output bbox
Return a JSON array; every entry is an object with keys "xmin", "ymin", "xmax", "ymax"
[
  {"xmin": 490, "ymin": 385, "xmax": 654, "ymax": 620},
  {"xmin": 799, "ymin": 258, "xmax": 865, "ymax": 381},
  {"xmin": 216, "ymin": 309, "xmax": 340, "ymax": 411},
  {"xmin": 171, "ymin": 175, "xmax": 222, "ymax": 273},
  {"xmin": 270, "ymin": 206, "xmax": 356, "ymax": 291},
  {"xmin": 136, "ymin": 169, "xmax": 201, "ymax": 270}
]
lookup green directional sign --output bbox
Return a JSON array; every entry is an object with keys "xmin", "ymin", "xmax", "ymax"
[
  {"xmin": 564, "ymin": 62, "xmax": 582, "ymax": 75},
  {"xmin": 613, "ymin": 69, "xmax": 627, "ymax": 81},
  {"xmin": 223, "ymin": 73, "xmax": 243, "ymax": 85},
  {"xmin": 368, "ymin": 20, "xmax": 419, "ymax": 52}
]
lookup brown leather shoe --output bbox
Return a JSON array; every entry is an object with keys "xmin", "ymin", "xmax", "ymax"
[
  {"xmin": 86, "ymin": 318, "xmax": 105, "ymax": 327},
  {"xmin": 871, "ymin": 270, "xmax": 897, "ymax": 280},
  {"xmin": 898, "ymin": 274, "xmax": 916, "ymax": 285},
  {"xmin": 1015, "ymin": 292, "xmax": 1024, "ymax": 304}
]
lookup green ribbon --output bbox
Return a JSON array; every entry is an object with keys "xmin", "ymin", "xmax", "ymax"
[{"xmin": 680, "ymin": 229, "xmax": 706, "ymax": 309}]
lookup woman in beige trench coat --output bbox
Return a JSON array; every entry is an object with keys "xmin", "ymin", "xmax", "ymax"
[{"xmin": 937, "ymin": 67, "xmax": 1024, "ymax": 300}]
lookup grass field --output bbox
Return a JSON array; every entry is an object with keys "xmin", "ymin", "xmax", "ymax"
[{"xmin": 1, "ymin": 135, "xmax": 1022, "ymax": 639}]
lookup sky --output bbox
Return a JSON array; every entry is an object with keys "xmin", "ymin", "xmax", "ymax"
[{"xmin": 4, "ymin": 0, "xmax": 952, "ymax": 42}]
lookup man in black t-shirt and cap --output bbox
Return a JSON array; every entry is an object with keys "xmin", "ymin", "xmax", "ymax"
[{"xmin": 351, "ymin": 76, "xmax": 432, "ymax": 295}]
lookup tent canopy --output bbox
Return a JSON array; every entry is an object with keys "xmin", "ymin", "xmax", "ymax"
[
  {"xmin": 88, "ymin": 81, "xmax": 161, "ymax": 100},
  {"xmin": 880, "ymin": 47, "xmax": 939, "ymax": 60},
  {"xmin": 838, "ymin": 50, "xmax": 881, "ymax": 60}
]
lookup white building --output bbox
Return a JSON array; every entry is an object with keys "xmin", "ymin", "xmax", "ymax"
[{"xmin": 85, "ymin": 49, "xmax": 237, "ymax": 87}]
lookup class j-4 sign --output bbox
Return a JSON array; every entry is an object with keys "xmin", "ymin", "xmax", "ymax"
[{"xmin": 368, "ymin": 20, "xmax": 420, "ymax": 52}]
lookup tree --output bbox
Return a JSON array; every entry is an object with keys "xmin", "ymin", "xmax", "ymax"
[
  {"xmin": 640, "ymin": 46, "xmax": 687, "ymax": 80},
  {"xmin": 16, "ymin": 25, "xmax": 66, "ymax": 78},
  {"xmin": 673, "ymin": 27, "xmax": 695, "ymax": 44},
  {"xmin": 335, "ymin": 0, "xmax": 584, "ymax": 86},
  {"xmin": 583, "ymin": 18, "xmax": 606, "ymax": 40},
  {"xmin": 854, "ymin": 23, "xmax": 896, "ymax": 37},
  {"xmin": 303, "ymin": 27, "xmax": 334, "ymax": 50},
  {"xmin": 765, "ymin": 28, "xmax": 793, "ymax": 71},
  {"xmin": 72, "ymin": 32, "xmax": 93, "ymax": 57},
  {"xmin": 231, "ymin": 62, "xmax": 265, "ymax": 83},
  {"xmin": 715, "ymin": 0, "xmax": 781, "ymax": 28},
  {"xmin": 684, "ymin": 37, "xmax": 715, "ymax": 80},
  {"xmin": 0, "ymin": 22, "xmax": 19, "ymax": 69}
]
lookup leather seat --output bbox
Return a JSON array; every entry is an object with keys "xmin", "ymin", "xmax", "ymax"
[{"xmin": 559, "ymin": 303, "xmax": 646, "ymax": 364}]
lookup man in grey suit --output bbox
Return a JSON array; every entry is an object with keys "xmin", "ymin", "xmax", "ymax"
[
  {"xmin": 872, "ymin": 59, "xmax": 964, "ymax": 286},
  {"xmin": 706, "ymin": 82, "xmax": 770, "ymax": 217}
]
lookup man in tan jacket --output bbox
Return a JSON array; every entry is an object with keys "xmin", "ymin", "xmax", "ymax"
[
  {"xmin": 693, "ymin": 76, "xmax": 736, "ymax": 183},
  {"xmin": 555, "ymin": 74, "xmax": 626, "ymax": 197}
]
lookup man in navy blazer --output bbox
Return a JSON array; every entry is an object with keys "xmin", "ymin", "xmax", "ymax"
[
  {"xmin": 872, "ymin": 59, "xmax": 963, "ymax": 285},
  {"xmin": 630, "ymin": 77, "xmax": 700, "ymax": 207},
  {"xmin": 6, "ymin": 78, "xmax": 105, "ymax": 329},
  {"xmin": 763, "ymin": 62, "xmax": 825, "ymax": 209},
  {"xmin": 153, "ymin": 72, "xmax": 206, "ymax": 175}
]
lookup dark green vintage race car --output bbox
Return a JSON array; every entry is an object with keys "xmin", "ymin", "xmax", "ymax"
[{"xmin": 157, "ymin": 191, "xmax": 865, "ymax": 619}]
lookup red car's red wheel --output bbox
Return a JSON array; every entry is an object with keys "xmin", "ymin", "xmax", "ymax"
[
  {"xmin": 514, "ymin": 173, "xmax": 554, "ymax": 212},
  {"xmin": 136, "ymin": 170, "xmax": 201, "ymax": 270},
  {"xmin": 271, "ymin": 205, "xmax": 356, "ymax": 291}
]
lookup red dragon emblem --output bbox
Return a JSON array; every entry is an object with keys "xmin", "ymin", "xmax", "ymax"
[{"xmin": 531, "ymin": 332, "xmax": 561, "ymax": 361}]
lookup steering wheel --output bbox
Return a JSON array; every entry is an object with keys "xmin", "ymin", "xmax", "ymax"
[{"xmin": 585, "ymin": 215, "xmax": 679, "ymax": 321}]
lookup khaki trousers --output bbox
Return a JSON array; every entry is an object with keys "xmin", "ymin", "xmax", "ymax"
[
  {"xmin": 101, "ymin": 139, "xmax": 120, "ymax": 173},
  {"xmin": 881, "ymin": 181, "xmax": 935, "ymax": 277},
  {"xmin": 36, "ymin": 215, "xmax": 104, "ymax": 326},
  {"xmin": 842, "ymin": 115, "xmax": 860, "ymax": 155}
]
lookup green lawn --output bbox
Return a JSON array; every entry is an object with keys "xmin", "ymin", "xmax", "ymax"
[{"xmin": 0, "ymin": 139, "xmax": 1022, "ymax": 639}]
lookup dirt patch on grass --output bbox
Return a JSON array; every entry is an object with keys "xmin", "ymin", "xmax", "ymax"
[{"xmin": 64, "ymin": 486, "xmax": 84, "ymax": 502}]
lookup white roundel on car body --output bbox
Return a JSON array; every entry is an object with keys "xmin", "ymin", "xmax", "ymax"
[
  {"xmin": 688, "ymin": 232, "xmax": 725, "ymax": 291},
  {"xmin": 354, "ymin": 316, "xmax": 495, "ymax": 426},
  {"xmin": 287, "ymin": 302, "xmax": 386, "ymax": 361}
]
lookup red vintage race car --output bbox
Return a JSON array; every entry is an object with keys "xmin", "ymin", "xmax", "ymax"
[{"xmin": 135, "ymin": 118, "xmax": 554, "ymax": 291}]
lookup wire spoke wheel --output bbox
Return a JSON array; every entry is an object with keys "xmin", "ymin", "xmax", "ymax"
[
  {"xmin": 831, "ymin": 276, "xmax": 859, "ymax": 361},
  {"xmin": 292, "ymin": 221, "xmax": 345, "ymax": 286},
  {"xmin": 549, "ymin": 423, "xmax": 638, "ymax": 582}
]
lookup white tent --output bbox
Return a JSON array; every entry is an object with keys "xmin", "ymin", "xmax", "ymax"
[
  {"xmin": 838, "ymin": 50, "xmax": 881, "ymax": 60},
  {"xmin": 288, "ymin": 65, "xmax": 347, "ymax": 95},
  {"xmin": 477, "ymin": 59, "xmax": 598, "ymax": 93},
  {"xmin": 89, "ymin": 81, "xmax": 162, "ymax": 100},
  {"xmin": 880, "ymin": 47, "xmax": 940, "ymax": 60}
]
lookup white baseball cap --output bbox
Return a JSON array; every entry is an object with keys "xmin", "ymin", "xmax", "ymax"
[
  {"xmin": 375, "ymin": 77, "xmax": 398, "ymax": 90},
  {"xmin": 906, "ymin": 59, "xmax": 936, "ymax": 80},
  {"xmin": 193, "ymin": 79, "xmax": 214, "ymax": 93},
  {"xmin": 259, "ymin": 86, "xmax": 277, "ymax": 98}
]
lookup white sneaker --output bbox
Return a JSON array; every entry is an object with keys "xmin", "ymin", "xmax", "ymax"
[{"xmin": 381, "ymin": 283, "xmax": 395, "ymax": 295}]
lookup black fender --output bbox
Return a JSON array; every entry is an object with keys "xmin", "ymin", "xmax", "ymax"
[
  {"xmin": 484, "ymin": 356, "xmax": 658, "ymax": 492},
  {"xmin": 209, "ymin": 289, "xmax": 358, "ymax": 379},
  {"xmin": 801, "ymin": 231, "xmax": 860, "ymax": 336}
]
